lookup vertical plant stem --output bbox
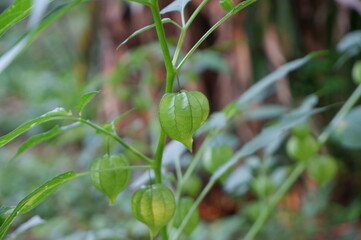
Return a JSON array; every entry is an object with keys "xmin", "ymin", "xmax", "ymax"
[
  {"xmin": 149, "ymin": 0, "xmax": 176, "ymax": 185},
  {"xmin": 150, "ymin": 1, "xmax": 175, "ymax": 93},
  {"xmin": 172, "ymin": 0, "xmax": 210, "ymax": 65},
  {"xmin": 243, "ymin": 83, "xmax": 361, "ymax": 240},
  {"xmin": 149, "ymin": 1, "xmax": 175, "ymax": 239}
]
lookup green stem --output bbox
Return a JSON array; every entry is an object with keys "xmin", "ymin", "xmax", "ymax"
[
  {"xmin": 153, "ymin": 131, "xmax": 167, "ymax": 184},
  {"xmin": 176, "ymin": 0, "xmax": 257, "ymax": 72},
  {"xmin": 171, "ymin": 177, "xmax": 215, "ymax": 240},
  {"xmin": 243, "ymin": 163, "xmax": 306, "ymax": 240},
  {"xmin": 172, "ymin": 29, "xmax": 186, "ymax": 66},
  {"xmin": 149, "ymin": 0, "xmax": 176, "ymax": 185},
  {"xmin": 243, "ymin": 84, "xmax": 361, "ymax": 240},
  {"xmin": 12, "ymin": 115, "xmax": 153, "ymax": 165},
  {"xmin": 76, "ymin": 165, "xmax": 153, "ymax": 178},
  {"xmin": 319, "ymin": 84, "xmax": 361, "ymax": 144},
  {"xmin": 172, "ymin": 0, "xmax": 210, "ymax": 66},
  {"xmin": 78, "ymin": 119, "xmax": 153, "ymax": 165},
  {"xmin": 149, "ymin": 2, "xmax": 176, "ymax": 240},
  {"xmin": 149, "ymin": 1, "xmax": 175, "ymax": 93},
  {"xmin": 186, "ymin": 0, "xmax": 210, "ymax": 29}
]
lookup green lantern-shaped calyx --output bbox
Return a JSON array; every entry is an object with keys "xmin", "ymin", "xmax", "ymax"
[
  {"xmin": 307, "ymin": 155, "xmax": 338, "ymax": 186},
  {"xmin": 203, "ymin": 145, "xmax": 233, "ymax": 183},
  {"xmin": 132, "ymin": 184, "xmax": 176, "ymax": 238},
  {"xmin": 159, "ymin": 90, "xmax": 209, "ymax": 151},
  {"xmin": 91, "ymin": 154, "xmax": 131, "ymax": 205},
  {"xmin": 286, "ymin": 127, "xmax": 319, "ymax": 162}
]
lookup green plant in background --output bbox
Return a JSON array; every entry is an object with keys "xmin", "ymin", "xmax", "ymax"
[{"xmin": 0, "ymin": 0, "xmax": 361, "ymax": 240}]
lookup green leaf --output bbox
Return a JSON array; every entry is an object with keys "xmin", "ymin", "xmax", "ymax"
[
  {"xmin": 111, "ymin": 108, "xmax": 135, "ymax": 131},
  {"xmin": 211, "ymin": 95, "xmax": 326, "ymax": 182},
  {"xmin": 0, "ymin": 0, "xmax": 32, "ymax": 37},
  {"xmin": 219, "ymin": 0, "xmax": 234, "ymax": 12},
  {"xmin": 196, "ymin": 112, "xmax": 227, "ymax": 135},
  {"xmin": 334, "ymin": 106, "xmax": 361, "ymax": 149},
  {"xmin": 159, "ymin": 90, "xmax": 209, "ymax": 151},
  {"xmin": 14, "ymin": 125, "xmax": 62, "ymax": 158},
  {"xmin": 0, "ymin": 171, "xmax": 77, "ymax": 238},
  {"xmin": 160, "ymin": 0, "xmax": 191, "ymax": 14},
  {"xmin": 245, "ymin": 105, "xmax": 288, "ymax": 120},
  {"xmin": 337, "ymin": 30, "xmax": 361, "ymax": 55},
  {"xmin": 126, "ymin": 0, "xmax": 151, "ymax": 6},
  {"xmin": 117, "ymin": 18, "xmax": 180, "ymax": 49},
  {"xmin": 0, "ymin": 207, "xmax": 14, "ymax": 227},
  {"xmin": 0, "ymin": 108, "xmax": 72, "ymax": 148},
  {"xmin": 75, "ymin": 91, "xmax": 99, "ymax": 113},
  {"xmin": 238, "ymin": 53, "xmax": 324, "ymax": 107},
  {"xmin": 0, "ymin": 0, "xmax": 87, "ymax": 74}
]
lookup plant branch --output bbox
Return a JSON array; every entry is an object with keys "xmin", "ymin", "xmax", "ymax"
[
  {"xmin": 149, "ymin": 1, "xmax": 177, "ymax": 239},
  {"xmin": 319, "ymin": 84, "xmax": 361, "ymax": 144},
  {"xmin": 78, "ymin": 119, "xmax": 153, "ymax": 165},
  {"xmin": 76, "ymin": 165, "xmax": 153, "ymax": 178},
  {"xmin": 176, "ymin": 0, "xmax": 257, "ymax": 72},
  {"xmin": 172, "ymin": 0, "xmax": 210, "ymax": 65},
  {"xmin": 243, "ymin": 163, "xmax": 306, "ymax": 240}
]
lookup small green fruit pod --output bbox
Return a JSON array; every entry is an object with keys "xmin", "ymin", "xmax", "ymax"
[
  {"xmin": 286, "ymin": 130, "xmax": 319, "ymax": 162},
  {"xmin": 307, "ymin": 155, "xmax": 338, "ymax": 186},
  {"xmin": 203, "ymin": 145, "xmax": 233, "ymax": 182},
  {"xmin": 251, "ymin": 175, "xmax": 274, "ymax": 199},
  {"xmin": 90, "ymin": 154, "xmax": 131, "ymax": 205},
  {"xmin": 132, "ymin": 184, "xmax": 176, "ymax": 238},
  {"xmin": 159, "ymin": 90, "xmax": 209, "ymax": 152}
]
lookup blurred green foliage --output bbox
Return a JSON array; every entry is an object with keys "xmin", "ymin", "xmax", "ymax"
[{"xmin": 0, "ymin": 0, "xmax": 361, "ymax": 239}]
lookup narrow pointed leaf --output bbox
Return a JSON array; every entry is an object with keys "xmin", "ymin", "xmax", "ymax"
[
  {"xmin": 237, "ymin": 52, "xmax": 326, "ymax": 107},
  {"xmin": 75, "ymin": 91, "xmax": 99, "ymax": 113},
  {"xmin": 111, "ymin": 108, "xmax": 135, "ymax": 131},
  {"xmin": 0, "ymin": 0, "xmax": 87, "ymax": 74},
  {"xmin": 127, "ymin": 0, "xmax": 151, "ymax": 5},
  {"xmin": 0, "ymin": 171, "xmax": 77, "ymax": 238},
  {"xmin": 0, "ymin": 108, "xmax": 72, "ymax": 147},
  {"xmin": 0, "ymin": 0, "xmax": 32, "ymax": 37},
  {"xmin": 219, "ymin": 0, "xmax": 234, "ymax": 12},
  {"xmin": 117, "ymin": 18, "xmax": 180, "ymax": 49},
  {"xmin": 160, "ymin": 0, "xmax": 191, "ymax": 14},
  {"xmin": 14, "ymin": 125, "xmax": 62, "ymax": 158}
]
